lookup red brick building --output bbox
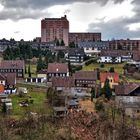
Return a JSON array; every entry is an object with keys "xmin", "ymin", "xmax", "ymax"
[
  {"xmin": 41, "ymin": 15, "xmax": 69, "ymax": 46},
  {"xmin": 69, "ymin": 32, "xmax": 101, "ymax": 44},
  {"xmin": 109, "ymin": 39, "xmax": 140, "ymax": 51}
]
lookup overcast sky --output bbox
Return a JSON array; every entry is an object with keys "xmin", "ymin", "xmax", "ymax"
[{"xmin": 0, "ymin": 0, "xmax": 140, "ymax": 41}]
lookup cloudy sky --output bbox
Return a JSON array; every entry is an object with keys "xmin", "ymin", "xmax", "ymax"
[{"xmin": 0, "ymin": 0, "xmax": 140, "ymax": 41}]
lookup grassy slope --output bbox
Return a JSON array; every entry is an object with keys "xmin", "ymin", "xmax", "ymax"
[{"xmin": 82, "ymin": 63, "xmax": 125, "ymax": 74}]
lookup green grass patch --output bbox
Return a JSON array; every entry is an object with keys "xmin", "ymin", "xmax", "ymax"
[
  {"xmin": 25, "ymin": 64, "xmax": 37, "ymax": 78},
  {"xmin": 9, "ymin": 90, "xmax": 51, "ymax": 118},
  {"xmin": 82, "ymin": 63, "xmax": 125, "ymax": 74}
]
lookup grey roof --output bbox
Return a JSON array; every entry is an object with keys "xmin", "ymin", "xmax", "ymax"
[
  {"xmin": 67, "ymin": 48, "xmax": 85, "ymax": 56},
  {"xmin": 53, "ymin": 106, "xmax": 67, "ymax": 112},
  {"xmin": 78, "ymin": 41, "xmax": 109, "ymax": 48}
]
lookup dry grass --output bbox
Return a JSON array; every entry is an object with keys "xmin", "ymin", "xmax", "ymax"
[{"xmin": 79, "ymin": 100, "xmax": 95, "ymax": 113}]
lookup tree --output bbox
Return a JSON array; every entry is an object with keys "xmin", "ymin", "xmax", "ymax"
[
  {"xmin": 28, "ymin": 64, "xmax": 31, "ymax": 77},
  {"xmin": 25, "ymin": 65, "xmax": 27, "ymax": 74},
  {"xmin": 44, "ymin": 55, "xmax": 48, "ymax": 69},
  {"xmin": 2, "ymin": 103, "xmax": 7, "ymax": 114},
  {"xmin": 56, "ymin": 39, "xmax": 60, "ymax": 46},
  {"xmin": 101, "ymin": 79, "xmax": 112, "ymax": 100},
  {"xmin": 37, "ymin": 55, "xmax": 44, "ymax": 72},
  {"xmin": 109, "ymin": 67, "xmax": 115, "ymax": 72},
  {"xmin": 68, "ymin": 61, "xmax": 72, "ymax": 75},
  {"xmin": 57, "ymin": 50, "xmax": 65, "ymax": 62},
  {"xmin": 69, "ymin": 42, "xmax": 76, "ymax": 48},
  {"xmin": 60, "ymin": 39, "xmax": 65, "ymax": 46},
  {"xmin": 91, "ymin": 88, "xmax": 95, "ymax": 102},
  {"xmin": 3, "ymin": 46, "xmax": 13, "ymax": 60}
]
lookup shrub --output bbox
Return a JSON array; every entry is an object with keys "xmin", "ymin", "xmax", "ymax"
[
  {"xmin": 133, "ymin": 72, "xmax": 140, "ymax": 80},
  {"xmin": 95, "ymin": 98, "xmax": 105, "ymax": 112},
  {"xmin": 100, "ymin": 64, "xmax": 104, "ymax": 68},
  {"xmin": 109, "ymin": 67, "xmax": 115, "ymax": 72}
]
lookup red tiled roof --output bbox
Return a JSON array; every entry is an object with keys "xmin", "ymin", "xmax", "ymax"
[
  {"xmin": 47, "ymin": 63, "xmax": 68, "ymax": 73},
  {"xmin": 115, "ymin": 83, "xmax": 140, "ymax": 95},
  {"xmin": 100, "ymin": 72, "xmax": 119, "ymax": 83},
  {"xmin": 0, "ymin": 60, "xmax": 24, "ymax": 69},
  {"xmin": 132, "ymin": 51, "xmax": 140, "ymax": 61},
  {"xmin": 52, "ymin": 77, "xmax": 75, "ymax": 88},
  {"xmin": 74, "ymin": 71, "xmax": 97, "ymax": 80},
  {"xmin": 0, "ymin": 74, "xmax": 6, "ymax": 80},
  {"xmin": 4, "ymin": 73, "xmax": 16, "ymax": 86},
  {"xmin": 0, "ymin": 84, "xmax": 4, "ymax": 93}
]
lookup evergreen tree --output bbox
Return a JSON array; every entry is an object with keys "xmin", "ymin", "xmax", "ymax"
[
  {"xmin": 2, "ymin": 103, "xmax": 7, "ymax": 114},
  {"xmin": 56, "ymin": 40, "xmax": 60, "ymax": 46},
  {"xmin": 60, "ymin": 39, "xmax": 65, "ymax": 46},
  {"xmin": 68, "ymin": 61, "xmax": 72, "ymax": 75},
  {"xmin": 91, "ymin": 88, "xmax": 95, "ymax": 102},
  {"xmin": 101, "ymin": 79, "xmax": 112, "ymax": 100},
  {"xmin": 109, "ymin": 67, "xmax": 115, "ymax": 72},
  {"xmin": 25, "ymin": 65, "xmax": 27, "ymax": 74},
  {"xmin": 37, "ymin": 55, "xmax": 43, "ymax": 72},
  {"xmin": 44, "ymin": 55, "xmax": 48, "ymax": 69},
  {"xmin": 69, "ymin": 42, "xmax": 75, "ymax": 48},
  {"xmin": 28, "ymin": 64, "xmax": 31, "ymax": 77}
]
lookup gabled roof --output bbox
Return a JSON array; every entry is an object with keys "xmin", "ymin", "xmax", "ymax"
[
  {"xmin": 67, "ymin": 48, "xmax": 85, "ymax": 56},
  {"xmin": 47, "ymin": 63, "xmax": 68, "ymax": 73},
  {"xmin": 0, "ymin": 60, "xmax": 24, "ymax": 69},
  {"xmin": 0, "ymin": 74, "xmax": 6, "ymax": 81},
  {"xmin": 115, "ymin": 83, "xmax": 140, "ymax": 95},
  {"xmin": 74, "ymin": 71, "xmax": 97, "ymax": 80},
  {"xmin": 5, "ymin": 73, "xmax": 16, "ymax": 85},
  {"xmin": 100, "ymin": 72, "xmax": 119, "ymax": 83},
  {"xmin": 37, "ymin": 69, "xmax": 47, "ymax": 74},
  {"xmin": 52, "ymin": 77, "xmax": 75, "ymax": 88},
  {"xmin": 100, "ymin": 50, "xmax": 132, "ymax": 57}
]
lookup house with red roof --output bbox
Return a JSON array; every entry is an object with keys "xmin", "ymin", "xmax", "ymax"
[
  {"xmin": 100, "ymin": 72, "xmax": 119, "ymax": 88},
  {"xmin": 73, "ymin": 71, "xmax": 97, "ymax": 88},
  {"xmin": 0, "ymin": 60, "xmax": 25, "ymax": 78},
  {"xmin": 47, "ymin": 63, "xmax": 69, "ymax": 82},
  {"xmin": 0, "ymin": 73, "xmax": 16, "ymax": 94}
]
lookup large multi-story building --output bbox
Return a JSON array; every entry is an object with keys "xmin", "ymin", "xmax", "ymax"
[
  {"xmin": 41, "ymin": 15, "xmax": 69, "ymax": 46},
  {"xmin": 69, "ymin": 32, "xmax": 101, "ymax": 44},
  {"xmin": 109, "ymin": 39, "xmax": 140, "ymax": 51}
]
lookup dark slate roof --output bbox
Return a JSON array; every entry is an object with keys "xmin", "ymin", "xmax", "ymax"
[
  {"xmin": 78, "ymin": 41, "xmax": 109, "ymax": 48},
  {"xmin": 115, "ymin": 84, "xmax": 140, "ymax": 95},
  {"xmin": 100, "ymin": 50, "xmax": 132, "ymax": 57},
  {"xmin": 74, "ymin": 71, "xmax": 97, "ymax": 80},
  {"xmin": 67, "ymin": 48, "xmax": 85, "ymax": 56},
  {"xmin": 47, "ymin": 63, "xmax": 68, "ymax": 73},
  {"xmin": 52, "ymin": 77, "xmax": 75, "ymax": 88},
  {"xmin": 0, "ymin": 60, "xmax": 24, "ymax": 69}
]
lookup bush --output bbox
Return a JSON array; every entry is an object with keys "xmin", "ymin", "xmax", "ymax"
[
  {"xmin": 100, "ymin": 64, "xmax": 104, "ymax": 68},
  {"xmin": 95, "ymin": 98, "xmax": 105, "ymax": 112},
  {"xmin": 71, "ymin": 65, "xmax": 82, "ymax": 73},
  {"xmin": 133, "ymin": 72, "xmax": 140, "ymax": 80},
  {"xmin": 85, "ymin": 59, "xmax": 94, "ymax": 66},
  {"xmin": 109, "ymin": 67, "xmax": 115, "ymax": 72}
]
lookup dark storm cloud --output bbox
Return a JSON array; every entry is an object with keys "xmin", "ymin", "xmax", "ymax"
[
  {"xmin": 0, "ymin": 0, "xmax": 125, "ymax": 20},
  {"xmin": 0, "ymin": 0, "xmax": 125, "ymax": 9},
  {"xmin": 87, "ymin": 0, "xmax": 140, "ymax": 39},
  {"xmin": 87, "ymin": 17, "xmax": 140, "ymax": 40}
]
